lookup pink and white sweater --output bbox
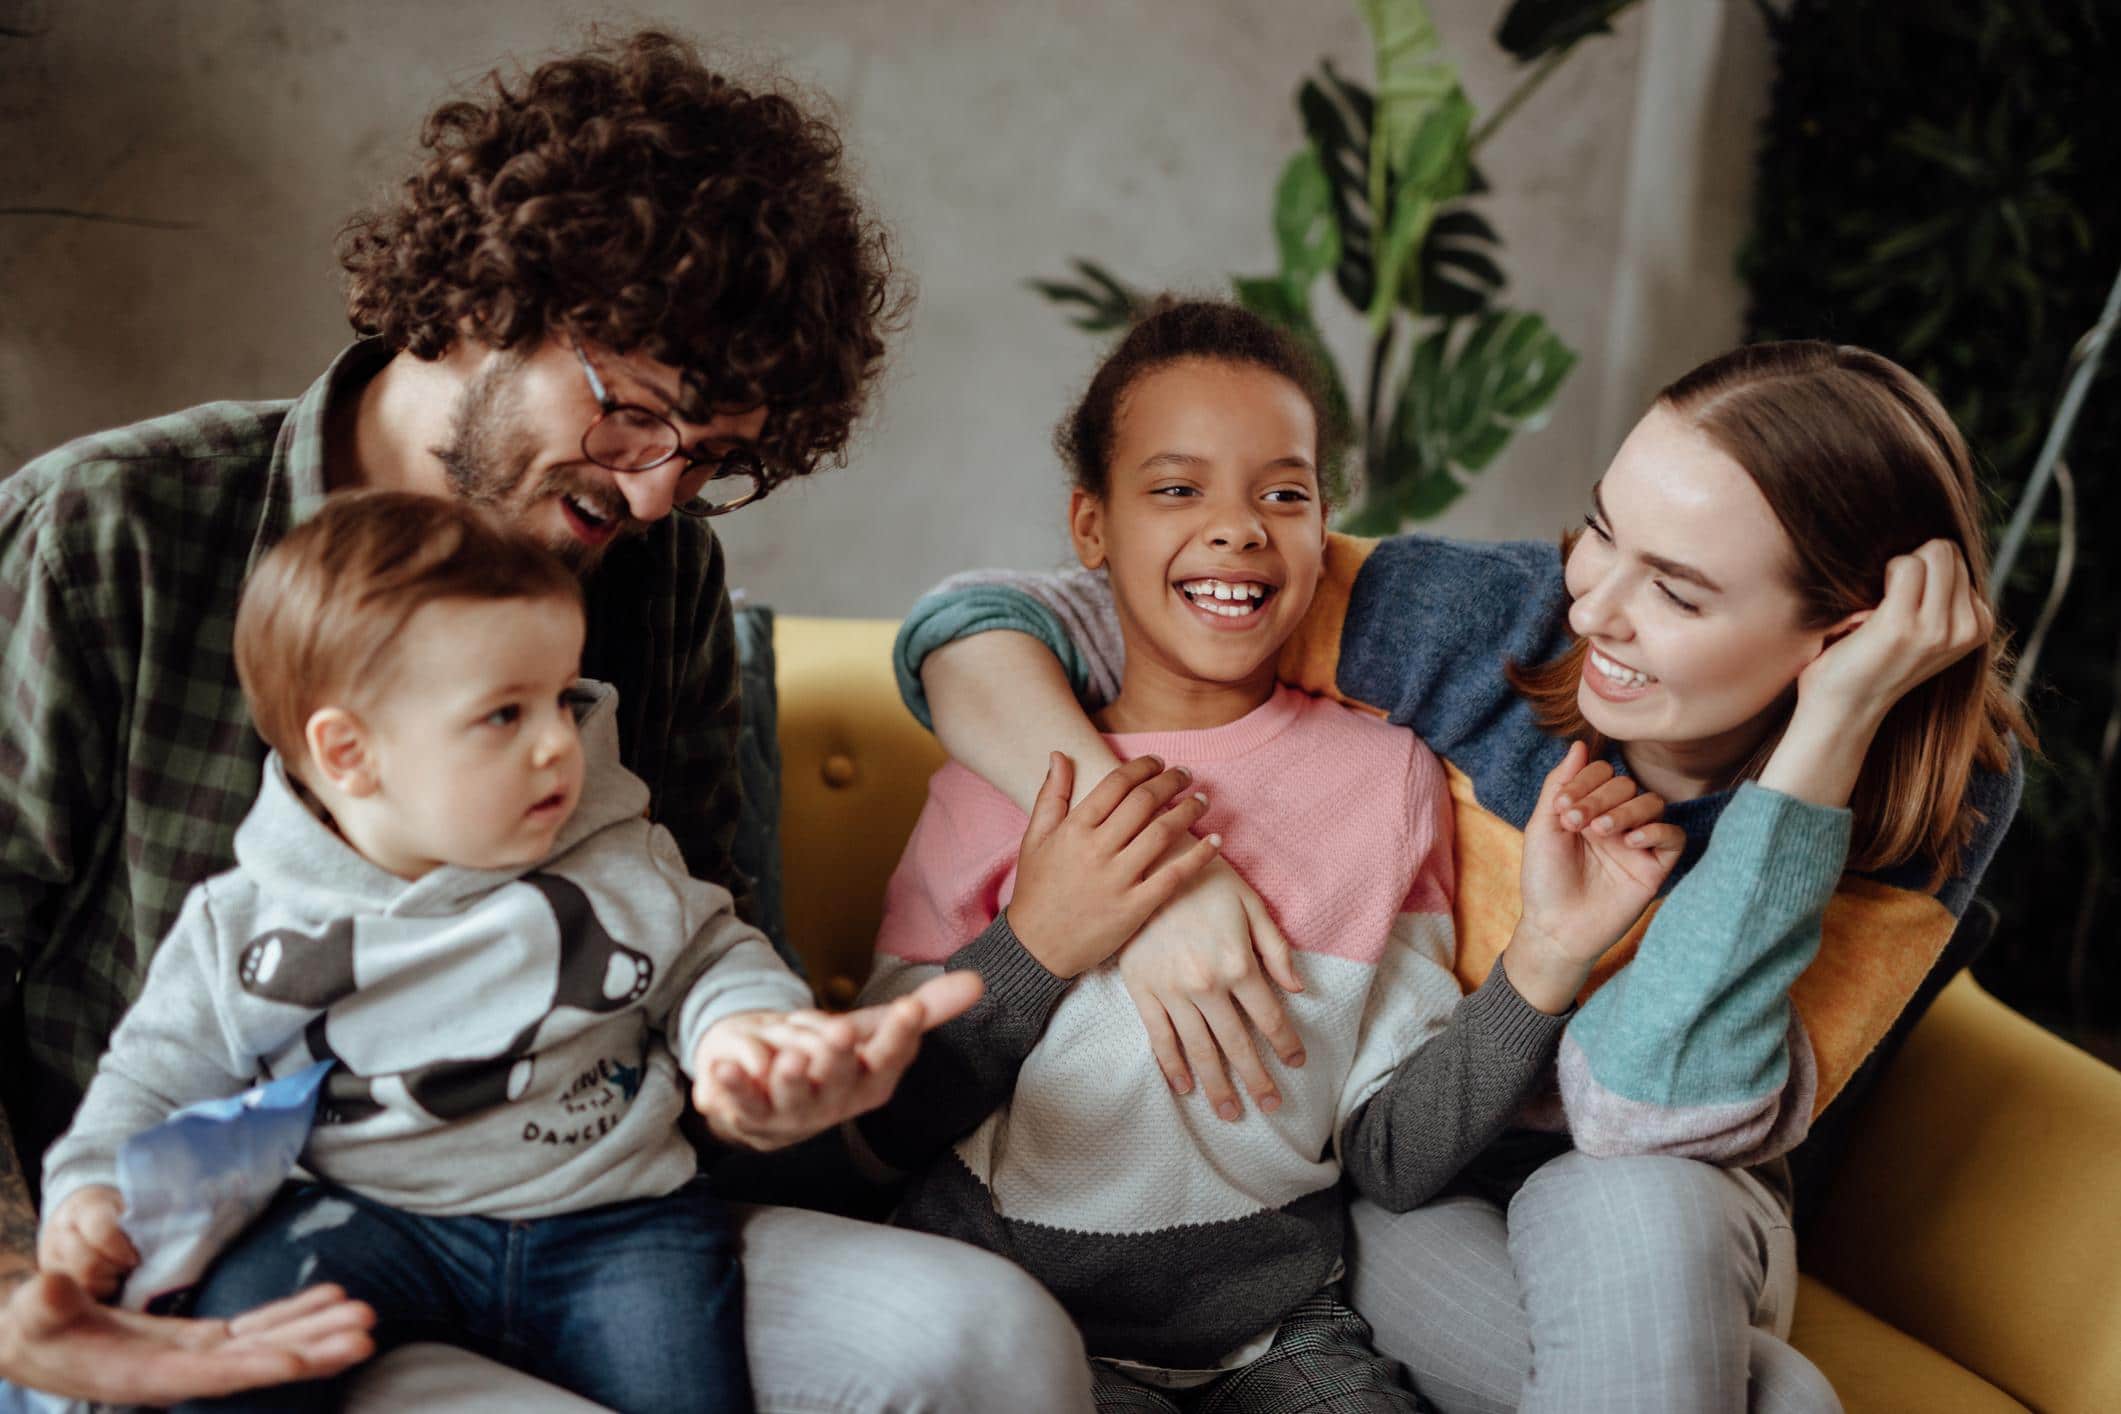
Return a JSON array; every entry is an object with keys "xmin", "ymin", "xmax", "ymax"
[{"xmin": 853, "ymin": 688, "xmax": 1567, "ymax": 1371}]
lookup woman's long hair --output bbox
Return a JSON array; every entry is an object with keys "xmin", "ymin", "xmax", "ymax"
[{"xmin": 1507, "ymin": 341, "xmax": 2033, "ymax": 885}]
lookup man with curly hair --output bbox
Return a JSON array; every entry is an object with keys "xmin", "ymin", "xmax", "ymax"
[{"xmin": 0, "ymin": 28, "xmax": 1092, "ymax": 1412}]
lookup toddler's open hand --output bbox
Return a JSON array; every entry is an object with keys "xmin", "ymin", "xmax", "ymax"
[
  {"xmin": 690, "ymin": 971, "xmax": 983, "ymax": 1150},
  {"xmin": 38, "ymin": 1185, "xmax": 138, "ymax": 1300}
]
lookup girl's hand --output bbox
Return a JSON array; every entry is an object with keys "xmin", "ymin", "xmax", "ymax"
[
  {"xmin": 38, "ymin": 1185, "xmax": 137, "ymax": 1300},
  {"xmin": 1797, "ymin": 538, "xmax": 1991, "ymax": 720},
  {"xmin": 1117, "ymin": 856, "xmax": 1307, "ymax": 1121},
  {"xmin": 1007, "ymin": 753, "xmax": 1221, "ymax": 979},
  {"xmin": 1506, "ymin": 742, "xmax": 1684, "ymax": 1012}
]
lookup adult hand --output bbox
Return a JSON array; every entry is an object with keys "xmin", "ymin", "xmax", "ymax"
[
  {"xmin": 1117, "ymin": 857, "xmax": 1306, "ymax": 1121},
  {"xmin": 36, "ymin": 1186, "xmax": 136, "ymax": 1300},
  {"xmin": 0, "ymin": 1273, "xmax": 375, "ymax": 1402},
  {"xmin": 1005, "ymin": 753, "xmax": 1220, "ymax": 979},
  {"xmin": 1797, "ymin": 538, "xmax": 1991, "ymax": 721},
  {"xmin": 1761, "ymin": 539, "xmax": 1992, "ymax": 810},
  {"xmin": 691, "ymin": 971, "xmax": 984, "ymax": 1150},
  {"xmin": 1506, "ymin": 742, "xmax": 1684, "ymax": 1013}
]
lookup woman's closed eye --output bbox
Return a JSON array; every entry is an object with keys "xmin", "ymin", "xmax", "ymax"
[
  {"xmin": 1582, "ymin": 511, "xmax": 1612, "ymax": 543},
  {"xmin": 1654, "ymin": 581, "xmax": 1701, "ymax": 614}
]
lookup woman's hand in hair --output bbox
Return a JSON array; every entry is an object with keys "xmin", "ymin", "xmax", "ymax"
[
  {"xmin": 1506, "ymin": 742, "xmax": 1685, "ymax": 1014},
  {"xmin": 1798, "ymin": 538, "xmax": 1992, "ymax": 719},
  {"xmin": 1762, "ymin": 538, "xmax": 1992, "ymax": 810}
]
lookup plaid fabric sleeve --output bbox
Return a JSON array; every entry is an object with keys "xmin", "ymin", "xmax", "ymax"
[
  {"xmin": 0, "ymin": 486, "xmax": 118, "ymax": 1030},
  {"xmin": 655, "ymin": 528, "xmax": 754, "ymax": 924}
]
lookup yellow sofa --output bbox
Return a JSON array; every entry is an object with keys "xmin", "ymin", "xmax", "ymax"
[{"xmin": 772, "ymin": 616, "xmax": 2121, "ymax": 1414}]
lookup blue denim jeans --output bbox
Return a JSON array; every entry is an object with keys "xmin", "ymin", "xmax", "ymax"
[{"xmin": 175, "ymin": 1177, "xmax": 750, "ymax": 1414}]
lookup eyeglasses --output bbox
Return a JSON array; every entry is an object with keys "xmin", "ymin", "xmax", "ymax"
[{"xmin": 573, "ymin": 346, "xmax": 767, "ymax": 518}]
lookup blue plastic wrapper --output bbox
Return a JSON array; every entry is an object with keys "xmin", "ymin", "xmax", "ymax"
[
  {"xmin": 0, "ymin": 1062, "xmax": 329, "ymax": 1414},
  {"xmin": 117, "ymin": 1061, "xmax": 332, "ymax": 1312}
]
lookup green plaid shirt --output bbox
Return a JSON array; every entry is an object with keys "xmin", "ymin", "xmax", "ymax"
[{"xmin": 0, "ymin": 341, "xmax": 747, "ymax": 1184}]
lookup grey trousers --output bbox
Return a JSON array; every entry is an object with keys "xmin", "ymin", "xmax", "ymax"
[
  {"xmin": 344, "ymin": 1202, "xmax": 1096, "ymax": 1413},
  {"xmin": 1345, "ymin": 1150, "xmax": 1842, "ymax": 1414}
]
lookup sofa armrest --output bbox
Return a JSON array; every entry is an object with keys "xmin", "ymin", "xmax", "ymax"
[{"xmin": 1802, "ymin": 971, "xmax": 2121, "ymax": 1414}]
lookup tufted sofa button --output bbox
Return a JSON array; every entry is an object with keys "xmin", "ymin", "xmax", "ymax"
[
  {"xmin": 821, "ymin": 753, "xmax": 858, "ymax": 789},
  {"xmin": 821, "ymin": 974, "xmax": 860, "ymax": 1009}
]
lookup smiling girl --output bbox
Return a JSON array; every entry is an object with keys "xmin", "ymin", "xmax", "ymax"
[
  {"xmin": 897, "ymin": 339, "xmax": 2027, "ymax": 1411},
  {"xmin": 849, "ymin": 301, "xmax": 1684, "ymax": 1410}
]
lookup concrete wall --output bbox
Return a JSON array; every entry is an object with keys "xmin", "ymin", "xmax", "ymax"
[{"xmin": 0, "ymin": 0, "xmax": 1770, "ymax": 614}]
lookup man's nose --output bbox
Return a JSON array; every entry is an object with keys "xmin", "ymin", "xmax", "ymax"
[{"xmin": 615, "ymin": 463, "xmax": 685, "ymax": 523}]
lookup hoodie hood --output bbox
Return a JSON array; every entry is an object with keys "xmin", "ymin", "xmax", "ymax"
[{"xmin": 233, "ymin": 679, "xmax": 649, "ymax": 919}]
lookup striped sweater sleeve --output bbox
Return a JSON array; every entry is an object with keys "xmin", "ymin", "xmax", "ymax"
[
  {"xmin": 1558, "ymin": 784, "xmax": 1849, "ymax": 1164},
  {"xmin": 1338, "ymin": 744, "xmax": 1567, "ymax": 1209}
]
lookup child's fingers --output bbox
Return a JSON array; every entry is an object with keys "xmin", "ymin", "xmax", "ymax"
[
  {"xmin": 1021, "ymin": 752, "xmax": 1074, "ymax": 852},
  {"xmin": 696, "ymin": 1059, "xmax": 771, "ymax": 1123},
  {"xmin": 774, "ymin": 1012, "xmax": 860, "ymax": 1090},
  {"xmin": 1562, "ymin": 775, "xmax": 1638, "ymax": 831},
  {"xmin": 1552, "ymin": 753, "xmax": 1613, "ymax": 803},
  {"xmin": 1240, "ymin": 889, "xmax": 1305, "ymax": 997},
  {"xmin": 76, "ymin": 1197, "xmax": 141, "ymax": 1274},
  {"xmin": 1588, "ymin": 791, "xmax": 1665, "ymax": 838},
  {"xmin": 1194, "ymin": 992, "xmax": 1279, "ymax": 1114},
  {"xmin": 1075, "ymin": 755, "xmax": 1168, "ymax": 828},
  {"xmin": 852, "ymin": 997, "xmax": 925, "ymax": 1076},
  {"xmin": 1099, "ymin": 766, "xmax": 1199, "ymax": 849},
  {"xmin": 1232, "ymin": 972, "xmax": 1307, "ymax": 1069},
  {"xmin": 1165, "ymin": 1001, "xmax": 1241, "ymax": 1121},
  {"xmin": 904, "ymin": 970, "xmax": 983, "ymax": 1032},
  {"xmin": 765, "ymin": 1048, "xmax": 814, "ymax": 1115},
  {"xmin": 1535, "ymin": 741, "xmax": 1589, "ymax": 817},
  {"xmin": 1114, "ymin": 793, "xmax": 1210, "ymax": 879},
  {"xmin": 1124, "ymin": 981, "xmax": 1194, "ymax": 1095},
  {"xmin": 699, "ymin": 1023, "xmax": 774, "ymax": 1080},
  {"xmin": 1136, "ymin": 833, "xmax": 1222, "ymax": 914},
  {"xmin": 1622, "ymin": 821, "xmax": 1688, "ymax": 865}
]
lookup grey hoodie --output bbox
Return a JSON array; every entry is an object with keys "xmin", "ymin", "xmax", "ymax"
[{"xmin": 43, "ymin": 682, "xmax": 809, "ymax": 1221}]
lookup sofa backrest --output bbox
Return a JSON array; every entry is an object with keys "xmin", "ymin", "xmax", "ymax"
[{"xmin": 773, "ymin": 616, "xmax": 946, "ymax": 1005}]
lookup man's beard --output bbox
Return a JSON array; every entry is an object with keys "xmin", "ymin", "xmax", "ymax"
[{"xmin": 432, "ymin": 353, "xmax": 643, "ymax": 573}]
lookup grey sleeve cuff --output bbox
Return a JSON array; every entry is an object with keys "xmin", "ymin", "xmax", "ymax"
[{"xmin": 1459, "ymin": 960, "xmax": 1572, "ymax": 1063}]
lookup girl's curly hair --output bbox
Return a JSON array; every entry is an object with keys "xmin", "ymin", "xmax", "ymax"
[{"xmin": 339, "ymin": 29, "xmax": 907, "ymax": 490}]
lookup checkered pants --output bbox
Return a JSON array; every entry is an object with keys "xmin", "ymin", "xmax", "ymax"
[{"xmin": 1090, "ymin": 1287, "xmax": 1431, "ymax": 1413}]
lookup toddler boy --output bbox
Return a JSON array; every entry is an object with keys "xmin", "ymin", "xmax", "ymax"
[{"xmin": 36, "ymin": 491, "xmax": 975, "ymax": 1412}]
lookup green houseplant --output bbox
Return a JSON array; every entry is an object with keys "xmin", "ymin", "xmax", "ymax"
[{"xmin": 1030, "ymin": 0, "xmax": 1640, "ymax": 532}]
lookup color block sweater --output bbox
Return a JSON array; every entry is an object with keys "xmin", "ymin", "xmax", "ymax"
[
  {"xmin": 854, "ymin": 687, "xmax": 1568, "ymax": 1370},
  {"xmin": 42, "ymin": 683, "xmax": 810, "ymax": 1223},
  {"xmin": 893, "ymin": 535, "xmax": 2022, "ymax": 1165}
]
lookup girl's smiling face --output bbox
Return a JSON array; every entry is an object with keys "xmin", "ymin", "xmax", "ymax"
[
  {"xmin": 1565, "ymin": 404, "xmax": 1836, "ymax": 780},
  {"xmin": 1070, "ymin": 357, "xmax": 1326, "ymax": 729}
]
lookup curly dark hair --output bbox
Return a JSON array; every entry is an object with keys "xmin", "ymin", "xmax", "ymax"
[
  {"xmin": 338, "ymin": 29, "xmax": 907, "ymax": 489},
  {"xmin": 1058, "ymin": 297, "xmax": 1350, "ymax": 505}
]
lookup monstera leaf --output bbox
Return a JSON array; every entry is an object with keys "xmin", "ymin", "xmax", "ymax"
[
  {"xmin": 1299, "ymin": 62, "xmax": 1379, "ymax": 311},
  {"xmin": 1024, "ymin": 258, "xmax": 1149, "ymax": 333},
  {"xmin": 1495, "ymin": 0, "xmax": 1639, "ymax": 62},
  {"xmin": 1346, "ymin": 309, "xmax": 1576, "ymax": 530}
]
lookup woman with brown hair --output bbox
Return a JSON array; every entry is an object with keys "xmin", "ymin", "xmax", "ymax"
[{"xmin": 893, "ymin": 340, "xmax": 2024, "ymax": 1411}]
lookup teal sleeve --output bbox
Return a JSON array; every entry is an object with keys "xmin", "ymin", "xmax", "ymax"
[
  {"xmin": 1560, "ymin": 783, "xmax": 1851, "ymax": 1161},
  {"xmin": 892, "ymin": 584, "xmax": 1091, "ymax": 731}
]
